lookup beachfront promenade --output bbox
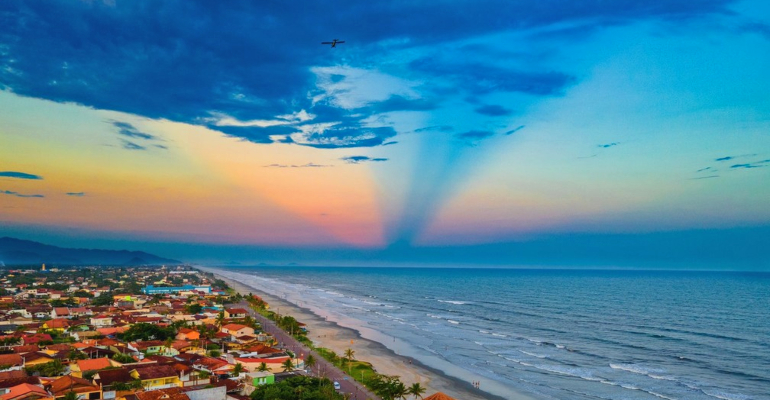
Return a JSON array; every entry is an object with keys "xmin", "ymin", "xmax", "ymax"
[{"xmin": 237, "ymin": 301, "xmax": 381, "ymax": 400}]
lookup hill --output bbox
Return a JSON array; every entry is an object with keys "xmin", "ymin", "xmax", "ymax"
[{"xmin": 0, "ymin": 237, "xmax": 180, "ymax": 266}]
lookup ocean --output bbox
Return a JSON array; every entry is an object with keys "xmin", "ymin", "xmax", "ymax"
[{"xmin": 213, "ymin": 267, "xmax": 770, "ymax": 400}]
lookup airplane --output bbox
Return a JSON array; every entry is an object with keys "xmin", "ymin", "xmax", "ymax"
[{"xmin": 321, "ymin": 39, "xmax": 345, "ymax": 48}]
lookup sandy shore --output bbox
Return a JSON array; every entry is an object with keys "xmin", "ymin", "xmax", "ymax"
[{"xmin": 198, "ymin": 266, "xmax": 515, "ymax": 400}]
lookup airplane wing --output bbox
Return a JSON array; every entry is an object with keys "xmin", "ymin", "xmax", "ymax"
[{"xmin": 321, "ymin": 42, "xmax": 333, "ymax": 44}]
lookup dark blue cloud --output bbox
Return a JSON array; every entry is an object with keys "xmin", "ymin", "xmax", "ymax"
[
  {"xmin": 112, "ymin": 121, "xmax": 157, "ymax": 140},
  {"xmin": 410, "ymin": 57, "xmax": 575, "ymax": 96},
  {"xmin": 457, "ymin": 130, "xmax": 495, "ymax": 141},
  {"xmin": 341, "ymin": 156, "xmax": 389, "ymax": 164},
  {"xmin": 474, "ymin": 104, "xmax": 513, "ymax": 116},
  {"xmin": 2, "ymin": 190, "xmax": 44, "ymax": 198},
  {"xmin": 598, "ymin": 142, "xmax": 619, "ymax": 148},
  {"xmin": 0, "ymin": 0, "xmax": 736, "ymax": 151},
  {"xmin": 0, "ymin": 171, "xmax": 43, "ymax": 180},
  {"xmin": 66, "ymin": 192, "xmax": 86, "ymax": 197},
  {"xmin": 715, "ymin": 156, "xmax": 735, "ymax": 161},
  {"xmin": 212, "ymin": 125, "xmax": 299, "ymax": 144},
  {"xmin": 731, "ymin": 163, "xmax": 764, "ymax": 169},
  {"xmin": 361, "ymin": 95, "xmax": 440, "ymax": 113},
  {"xmin": 415, "ymin": 126, "xmax": 454, "ymax": 133},
  {"xmin": 121, "ymin": 140, "xmax": 146, "ymax": 151},
  {"xmin": 505, "ymin": 125, "xmax": 525, "ymax": 135}
]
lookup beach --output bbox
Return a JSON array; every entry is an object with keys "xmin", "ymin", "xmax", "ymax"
[{"xmin": 199, "ymin": 266, "xmax": 515, "ymax": 400}]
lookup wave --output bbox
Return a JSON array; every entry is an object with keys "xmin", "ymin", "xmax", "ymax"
[
  {"xmin": 447, "ymin": 320, "xmax": 460, "ymax": 325},
  {"xmin": 609, "ymin": 363, "xmax": 664, "ymax": 376},
  {"xmin": 519, "ymin": 350, "xmax": 547, "ymax": 359},
  {"xmin": 437, "ymin": 299, "xmax": 471, "ymax": 305}
]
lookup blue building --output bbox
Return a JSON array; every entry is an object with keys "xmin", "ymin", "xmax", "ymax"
[{"xmin": 142, "ymin": 284, "xmax": 212, "ymax": 294}]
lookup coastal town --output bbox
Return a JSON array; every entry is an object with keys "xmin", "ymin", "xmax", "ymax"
[{"xmin": 0, "ymin": 265, "xmax": 451, "ymax": 400}]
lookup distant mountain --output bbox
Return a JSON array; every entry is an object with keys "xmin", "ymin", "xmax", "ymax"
[{"xmin": 0, "ymin": 237, "xmax": 180, "ymax": 266}]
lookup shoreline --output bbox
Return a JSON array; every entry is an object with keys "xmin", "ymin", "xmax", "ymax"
[{"xmin": 198, "ymin": 266, "xmax": 524, "ymax": 400}]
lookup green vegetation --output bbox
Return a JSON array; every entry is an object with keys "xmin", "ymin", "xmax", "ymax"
[
  {"xmin": 250, "ymin": 376, "xmax": 344, "ymax": 400},
  {"xmin": 112, "ymin": 352, "xmax": 136, "ymax": 363},
  {"xmin": 25, "ymin": 359, "xmax": 66, "ymax": 376},
  {"xmin": 118, "ymin": 322, "xmax": 176, "ymax": 341}
]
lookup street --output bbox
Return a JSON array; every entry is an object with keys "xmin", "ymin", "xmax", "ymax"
[{"xmin": 238, "ymin": 301, "xmax": 380, "ymax": 400}]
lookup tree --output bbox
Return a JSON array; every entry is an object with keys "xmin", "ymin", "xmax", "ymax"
[
  {"xmin": 118, "ymin": 323, "xmax": 175, "ymax": 342},
  {"xmin": 281, "ymin": 359, "xmax": 294, "ymax": 372},
  {"xmin": 232, "ymin": 363, "xmax": 244, "ymax": 376},
  {"xmin": 92, "ymin": 292, "xmax": 113, "ymax": 306},
  {"xmin": 186, "ymin": 304, "xmax": 203, "ymax": 314},
  {"xmin": 408, "ymin": 383, "xmax": 426, "ymax": 399},
  {"xmin": 112, "ymin": 352, "xmax": 135, "ymax": 364},
  {"xmin": 304, "ymin": 354, "xmax": 316, "ymax": 375},
  {"xmin": 63, "ymin": 391, "xmax": 78, "ymax": 400},
  {"xmin": 216, "ymin": 311, "xmax": 225, "ymax": 328},
  {"xmin": 344, "ymin": 348, "xmax": 355, "ymax": 373},
  {"xmin": 257, "ymin": 362, "xmax": 269, "ymax": 372}
]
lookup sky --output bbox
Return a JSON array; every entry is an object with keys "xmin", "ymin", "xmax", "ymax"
[{"xmin": 1, "ymin": 0, "xmax": 769, "ymax": 268}]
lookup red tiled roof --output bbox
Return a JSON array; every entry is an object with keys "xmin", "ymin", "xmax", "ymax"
[
  {"xmin": 135, "ymin": 387, "xmax": 189, "ymax": 400},
  {"xmin": 47, "ymin": 375, "xmax": 99, "ymax": 396},
  {"xmin": 76, "ymin": 357, "xmax": 112, "ymax": 372},
  {"xmin": 0, "ymin": 383, "xmax": 48, "ymax": 400},
  {"xmin": 0, "ymin": 354, "xmax": 23, "ymax": 367}
]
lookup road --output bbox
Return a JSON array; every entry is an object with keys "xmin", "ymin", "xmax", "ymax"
[{"xmin": 238, "ymin": 301, "xmax": 380, "ymax": 400}]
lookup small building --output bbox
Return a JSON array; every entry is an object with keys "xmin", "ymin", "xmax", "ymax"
[{"xmin": 142, "ymin": 286, "xmax": 211, "ymax": 295}]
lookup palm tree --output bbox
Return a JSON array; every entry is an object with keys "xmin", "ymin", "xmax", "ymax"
[
  {"xmin": 281, "ymin": 358, "xmax": 295, "ymax": 372},
  {"xmin": 408, "ymin": 382, "xmax": 426, "ymax": 399},
  {"xmin": 216, "ymin": 310, "xmax": 225, "ymax": 328},
  {"xmin": 232, "ymin": 363, "xmax": 244, "ymax": 377},
  {"xmin": 304, "ymin": 354, "xmax": 316, "ymax": 375},
  {"xmin": 257, "ymin": 362, "xmax": 269, "ymax": 372},
  {"xmin": 63, "ymin": 391, "xmax": 78, "ymax": 400},
  {"xmin": 344, "ymin": 348, "xmax": 356, "ymax": 373}
]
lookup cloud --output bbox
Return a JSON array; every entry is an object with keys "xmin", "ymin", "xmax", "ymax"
[
  {"xmin": 294, "ymin": 125, "xmax": 397, "ymax": 149},
  {"xmin": 474, "ymin": 104, "xmax": 513, "ymax": 116},
  {"xmin": 0, "ymin": 171, "xmax": 43, "ymax": 180},
  {"xmin": 696, "ymin": 166, "xmax": 714, "ymax": 173},
  {"xmin": 66, "ymin": 192, "xmax": 86, "ymax": 196},
  {"xmin": 505, "ymin": 125, "xmax": 525, "ymax": 135},
  {"xmin": 715, "ymin": 156, "xmax": 735, "ymax": 161},
  {"xmin": 121, "ymin": 140, "xmax": 146, "ymax": 151},
  {"xmin": 362, "ymin": 95, "xmax": 440, "ymax": 113},
  {"xmin": 689, "ymin": 175, "xmax": 720, "ymax": 180},
  {"xmin": 598, "ymin": 142, "xmax": 619, "ymax": 148},
  {"xmin": 730, "ymin": 163, "xmax": 765, "ymax": 169},
  {"xmin": 2, "ymin": 190, "xmax": 44, "ymax": 198},
  {"xmin": 410, "ymin": 57, "xmax": 575, "ymax": 96},
  {"xmin": 341, "ymin": 156, "xmax": 389, "ymax": 164},
  {"xmin": 415, "ymin": 125, "xmax": 453, "ymax": 133},
  {"xmin": 0, "ymin": 0, "xmax": 734, "ymax": 153},
  {"xmin": 456, "ymin": 130, "xmax": 495, "ymax": 141},
  {"xmin": 263, "ymin": 163, "xmax": 332, "ymax": 168},
  {"xmin": 112, "ymin": 121, "xmax": 158, "ymax": 140}
]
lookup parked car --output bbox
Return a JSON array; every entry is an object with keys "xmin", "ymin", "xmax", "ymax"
[{"xmin": 333, "ymin": 381, "xmax": 341, "ymax": 390}]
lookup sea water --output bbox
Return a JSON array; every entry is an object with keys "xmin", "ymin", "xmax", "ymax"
[{"xmin": 213, "ymin": 267, "xmax": 770, "ymax": 400}]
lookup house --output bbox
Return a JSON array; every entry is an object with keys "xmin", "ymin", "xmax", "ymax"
[
  {"xmin": 0, "ymin": 371, "xmax": 39, "ymax": 396},
  {"xmin": 220, "ymin": 324, "xmax": 253, "ymax": 338},
  {"xmin": 174, "ymin": 329, "xmax": 199, "ymax": 342},
  {"xmin": 223, "ymin": 309, "xmax": 247, "ymax": 319},
  {"xmin": 20, "ymin": 352, "xmax": 55, "ymax": 368},
  {"xmin": 89, "ymin": 316, "xmax": 113, "ymax": 327},
  {"xmin": 46, "ymin": 375, "xmax": 101, "ymax": 400},
  {"xmin": 128, "ymin": 365, "xmax": 181, "ymax": 390},
  {"xmin": 51, "ymin": 308, "xmax": 69, "ymax": 319},
  {"xmin": 0, "ymin": 355, "xmax": 23, "ymax": 372},
  {"xmin": 20, "ymin": 335, "xmax": 51, "ymax": 346},
  {"xmin": 41, "ymin": 320, "xmax": 68, "ymax": 333},
  {"xmin": 71, "ymin": 358, "xmax": 120, "ymax": 378},
  {"xmin": 242, "ymin": 371, "xmax": 274, "ymax": 395},
  {"xmin": 191, "ymin": 357, "xmax": 230, "ymax": 375},
  {"xmin": 0, "ymin": 383, "xmax": 49, "ymax": 400},
  {"xmin": 92, "ymin": 368, "xmax": 134, "ymax": 399}
]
